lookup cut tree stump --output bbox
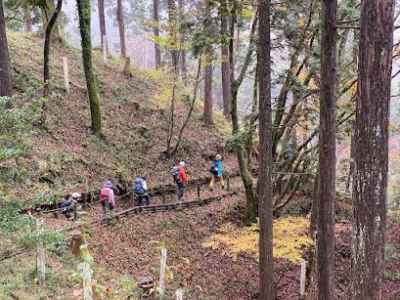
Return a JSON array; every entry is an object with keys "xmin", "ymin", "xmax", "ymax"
[{"xmin": 70, "ymin": 230, "xmax": 84, "ymax": 257}]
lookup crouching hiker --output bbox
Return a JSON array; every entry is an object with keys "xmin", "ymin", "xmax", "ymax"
[
  {"xmin": 100, "ymin": 180, "xmax": 115, "ymax": 221},
  {"xmin": 171, "ymin": 161, "xmax": 188, "ymax": 201},
  {"xmin": 133, "ymin": 176, "xmax": 150, "ymax": 206},
  {"xmin": 59, "ymin": 192, "xmax": 80, "ymax": 219},
  {"xmin": 209, "ymin": 154, "xmax": 224, "ymax": 191}
]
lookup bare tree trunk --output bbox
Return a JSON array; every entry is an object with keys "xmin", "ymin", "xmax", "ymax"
[
  {"xmin": 97, "ymin": 0, "xmax": 108, "ymax": 54},
  {"xmin": 172, "ymin": 58, "xmax": 202, "ymax": 155},
  {"xmin": 77, "ymin": 0, "xmax": 102, "ymax": 135},
  {"xmin": 117, "ymin": 0, "xmax": 126, "ymax": 58},
  {"xmin": 43, "ymin": 0, "xmax": 63, "ymax": 97},
  {"xmin": 351, "ymin": 0, "xmax": 393, "ymax": 298},
  {"xmin": 167, "ymin": 0, "xmax": 179, "ymax": 72},
  {"xmin": 316, "ymin": 0, "xmax": 337, "ymax": 299},
  {"xmin": 24, "ymin": 6, "xmax": 33, "ymax": 32},
  {"xmin": 0, "ymin": 0, "xmax": 11, "ymax": 97},
  {"xmin": 220, "ymin": 0, "xmax": 231, "ymax": 118},
  {"xmin": 229, "ymin": 12, "xmax": 258, "ymax": 224},
  {"xmin": 203, "ymin": 0, "xmax": 213, "ymax": 124},
  {"xmin": 153, "ymin": 0, "xmax": 161, "ymax": 68},
  {"xmin": 178, "ymin": 0, "xmax": 187, "ymax": 82},
  {"xmin": 165, "ymin": 0, "xmax": 179, "ymax": 156},
  {"xmin": 203, "ymin": 47, "xmax": 213, "ymax": 124},
  {"xmin": 258, "ymin": 0, "xmax": 274, "ymax": 297}
]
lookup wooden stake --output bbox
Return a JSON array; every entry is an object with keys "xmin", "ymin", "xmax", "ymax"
[
  {"xmin": 159, "ymin": 248, "xmax": 167, "ymax": 299},
  {"xmin": 175, "ymin": 288, "xmax": 184, "ymax": 300},
  {"xmin": 300, "ymin": 259, "xmax": 307, "ymax": 298},
  {"xmin": 123, "ymin": 57, "xmax": 131, "ymax": 75},
  {"xmin": 62, "ymin": 56, "xmax": 70, "ymax": 94},
  {"xmin": 36, "ymin": 219, "xmax": 46, "ymax": 286},
  {"xmin": 102, "ymin": 34, "xmax": 107, "ymax": 63},
  {"xmin": 81, "ymin": 261, "xmax": 93, "ymax": 300},
  {"xmin": 79, "ymin": 243, "xmax": 93, "ymax": 300}
]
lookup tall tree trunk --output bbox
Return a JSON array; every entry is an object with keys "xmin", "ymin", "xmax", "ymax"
[
  {"xmin": 153, "ymin": 0, "xmax": 161, "ymax": 68},
  {"xmin": 178, "ymin": 0, "xmax": 187, "ymax": 81},
  {"xmin": 165, "ymin": 0, "xmax": 179, "ymax": 155},
  {"xmin": 220, "ymin": 0, "xmax": 231, "ymax": 118},
  {"xmin": 43, "ymin": 0, "xmax": 63, "ymax": 97},
  {"xmin": 167, "ymin": 0, "xmax": 179, "ymax": 72},
  {"xmin": 351, "ymin": 0, "xmax": 393, "ymax": 298},
  {"xmin": 24, "ymin": 6, "xmax": 33, "ymax": 32},
  {"xmin": 76, "ymin": 0, "xmax": 102, "ymax": 135},
  {"xmin": 257, "ymin": 0, "xmax": 274, "ymax": 297},
  {"xmin": 229, "ymin": 11, "xmax": 258, "ymax": 224},
  {"xmin": 203, "ymin": 0, "xmax": 213, "ymax": 124},
  {"xmin": 203, "ymin": 49, "xmax": 213, "ymax": 124},
  {"xmin": 317, "ymin": 0, "xmax": 337, "ymax": 299},
  {"xmin": 116, "ymin": 0, "xmax": 126, "ymax": 58},
  {"xmin": 98, "ymin": 0, "xmax": 108, "ymax": 54},
  {"xmin": 0, "ymin": 0, "xmax": 12, "ymax": 97}
]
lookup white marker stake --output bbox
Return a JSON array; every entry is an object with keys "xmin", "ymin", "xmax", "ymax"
[
  {"xmin": 36, "ymin": 219, "xmax": 46, "ymax": 286},
  {"xmin": 175, "ymin": 288, "xmax": 184, "ymax": 300},
  {"xmin": 62, "ymin": 56, "xmax": 70, "ymax": 94},
  {"xmin": 81, "ymin": 262, "xmax": 93, "ymax": 300},
  {"xmin": 159, "ymin": 248, "xmax": 167, "ymax": 299},
  {"xmin": 300, "ymin": 259, "xmax": 307, "ymax": 298}
]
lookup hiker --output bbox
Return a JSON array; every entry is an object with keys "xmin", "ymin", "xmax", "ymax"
[
  {"xmin": 133, "ymin": 176, "xmax": 150, "ymax": 206},
  {"xmin": 209, "ymin": 154, "xmax": 224, "ymax": 190},
  {"xmin": 171, "ymin": 161, "xmax": 188, "ymax": 201},
  {"xmin": 100, "ymin": 180, "xmax": 115, "ymax": 219},
  {"xmin": 59, "ymin": 192, "xmax": 80, "ymax": 219}
]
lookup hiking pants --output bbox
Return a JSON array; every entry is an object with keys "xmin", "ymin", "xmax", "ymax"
[
  {"xmin": 177, "ymin": 183, "xmax": 185, "ymax": 201},
  {"xmin": 136, "ymin": 194, "xmax": 150, "ymax": 206},
  {"xmin": 101, "ymin": 201, "xmax": 114, "ymax": 218},
  {"xmin": 209, "ymin": 175, "xmax": 225, "ymax": 190}
]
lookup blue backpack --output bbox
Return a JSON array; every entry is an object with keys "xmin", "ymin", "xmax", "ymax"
[
  {"xmin": 134, "ymin": 177, "xmax": 145, "ymax": 194},
  {"xmin": 171, "ymin": 166, "xmax": 181, "ymax": 184}
]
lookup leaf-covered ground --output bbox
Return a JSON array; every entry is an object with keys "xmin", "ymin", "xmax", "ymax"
[{"xmin": 3, "ymin": 31, "xmax": 233, "ymax": 204}]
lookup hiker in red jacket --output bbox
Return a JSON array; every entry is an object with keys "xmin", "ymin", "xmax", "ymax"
[{"xmin": 171, "ymin": 161, "xmax": 188, "ymax": 201}]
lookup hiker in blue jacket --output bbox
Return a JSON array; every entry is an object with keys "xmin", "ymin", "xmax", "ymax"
[
  {"xmin": 133, "ymin": 176, "xmax": 150, "ymax": 206},
  {"xmin": 209, "ymin": 154, "xmax": 224, "ymax": 190}
]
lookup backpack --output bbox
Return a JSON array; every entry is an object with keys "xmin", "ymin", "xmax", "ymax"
[
  {"xmin": 100, "ymin": 188, "xmax": 111, "ymax": 203},
  {"xmin": 171, "ymin": 166, "xmax": 181, "ymax": 184},
  {"xmin": 134, "ymin": 177, "xmax": 145, "ymax": 194},
  {"xmin": 210, "ymin": 161, "xmax": 218, "ymax": 176}
]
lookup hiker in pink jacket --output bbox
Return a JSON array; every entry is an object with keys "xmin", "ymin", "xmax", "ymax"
[{"xmin": 100, "ymin": 180, "xmax": 115, "ymax": 218}]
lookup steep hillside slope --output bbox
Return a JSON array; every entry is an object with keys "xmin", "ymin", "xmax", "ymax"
[{"xmin": 3, "ymin": 32, "xmax": 231, "ymax": 203}]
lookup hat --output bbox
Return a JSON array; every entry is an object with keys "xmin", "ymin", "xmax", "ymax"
[
  {"xmin": 216, "ymin": 154, "xmax": 222, "ymax": 160},
  {"xmin": 72, "ymin": 192, "xmax": 81, "ymax": 199},
  {"xmin": 103, "ymin": 180, "xmax": 113, "ymax": 188},
  {"xmin": 179, "ymin": 161, "xmax": 185, "ymax": 167}
]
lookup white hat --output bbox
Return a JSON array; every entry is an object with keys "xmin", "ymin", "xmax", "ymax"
[
  {"xmin": 179, "ymin": 161, "xmax": 185, "ymax": 167},
  {"xmin": 72, "ymin": 192, "xmax": 81, "ymax": 199},
  {"xmin": 216, "ymin": 154, "xmax": 222, "ymax": 160}
]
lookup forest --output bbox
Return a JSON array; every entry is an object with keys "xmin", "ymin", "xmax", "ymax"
[{"xmin": 0, "ymin": 0, "xmax": 399, "ymax": 299}]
